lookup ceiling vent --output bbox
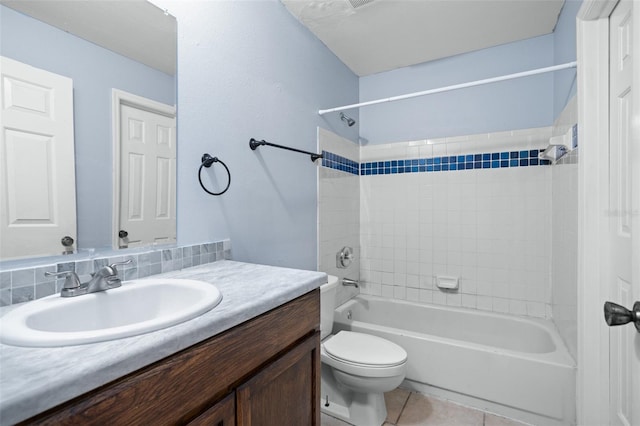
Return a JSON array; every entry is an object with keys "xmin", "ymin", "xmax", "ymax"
[{"xmin": 347, "ymin": 0, "xmax": 375, "ymax": 10}]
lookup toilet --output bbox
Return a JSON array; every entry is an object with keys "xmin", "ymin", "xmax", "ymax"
[{"xmin": 320, "ymin": 275, "xmax": 407, "ymax": 426}]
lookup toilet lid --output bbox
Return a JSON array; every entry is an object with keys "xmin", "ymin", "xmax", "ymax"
[{"xmin": 324, "ymin": 331, "xmax": 407, "ymax": 367}]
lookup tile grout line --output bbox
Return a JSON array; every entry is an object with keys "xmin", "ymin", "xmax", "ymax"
[{"xmin": 393, "ymin": 392, "xmax": 412, "ymax": 425}]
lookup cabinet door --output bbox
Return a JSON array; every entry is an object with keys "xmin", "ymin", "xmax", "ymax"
[
  {"xmin": 236, "ymin": 333, "xmax": 320, "ymax": 426},
  {"xmin": 189, "ymin": 393, "xmax": 235, "ymax": 426}
]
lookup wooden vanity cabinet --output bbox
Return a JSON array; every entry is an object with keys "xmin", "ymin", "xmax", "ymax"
[
  {"xmin": 23, "ymin": 289, "xmax": 320, "ymax": 426},
  {"xmin": 189, "ymin": 393, "xmax": 236, "ymax": 426},
  {"xmin": 236, "ymin": 334, "xmax": 317, "ymax": 425}
]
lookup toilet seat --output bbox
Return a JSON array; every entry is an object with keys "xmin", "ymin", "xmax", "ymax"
[{"xmin": 323, "ymin": 331, "xmax": 407, "ymax": 368}]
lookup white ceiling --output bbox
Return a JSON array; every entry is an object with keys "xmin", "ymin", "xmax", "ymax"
[
  {"xmin": 281, "ymin": 0, "xmax": 565, "ymax": 76},
  {"xmin": 1, "ymin": 0, "xmax": 176, "ymax": 76}
]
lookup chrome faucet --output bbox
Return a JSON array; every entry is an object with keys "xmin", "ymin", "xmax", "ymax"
[
  {"xmin": 45, "ymin": 259, "xmax": 132, "ymax": 297},
  {"xmin": 86, "ymin": 260, "xmax": 131, "ymax": 293},
  {"xmin": 342, "ymin": 278, "xmax": 359, "ymax": 288}
]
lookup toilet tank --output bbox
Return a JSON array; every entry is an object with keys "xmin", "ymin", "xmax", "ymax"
[{"xmin": 320, "ymin": 275, "xmax": 338, "ymax": 340}]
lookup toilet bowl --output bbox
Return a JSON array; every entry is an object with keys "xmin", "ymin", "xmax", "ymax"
[{"xmin": 320, "ymin": 276, "xmax": 407, "ymax": 426}]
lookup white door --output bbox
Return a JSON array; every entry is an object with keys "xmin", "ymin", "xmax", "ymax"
[
  {"xmin": 607, "ymin": 0, "xmax": 640, "ymax": 424},
  {"xmin": 0, "ymin": 56, "xmax": 76, "ymax": 259},
  {"xmin": 118, "ymin": 103, "xmax": 176, "ymax": 248}
]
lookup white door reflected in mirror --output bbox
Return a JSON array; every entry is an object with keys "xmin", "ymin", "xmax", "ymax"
[
  {"xmin": 0, "ymin": 56, "xmax": 77, "ymax": 260},
  {"xmin": 113, "ymin": 90, "xmax": 176, "ymax": 249}
]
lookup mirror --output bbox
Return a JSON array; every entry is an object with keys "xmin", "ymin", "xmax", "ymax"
[{"xmin": 0, "ymin": 0, "xmax": 177, "ymax": 261}]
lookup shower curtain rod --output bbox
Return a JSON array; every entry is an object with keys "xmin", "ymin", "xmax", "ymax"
[{"xmin": 318, "ymin": 61, "xmax": 577, "ymax": 115}]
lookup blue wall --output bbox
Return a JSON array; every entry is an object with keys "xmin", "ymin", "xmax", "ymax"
[
  {"xmin": 359, "ymin": 0, "xmax": 582, "ymax": 145},
  {"xmin": 0, "ymin": 5, "xmax": 176, "ymax": 251},
  {"xmin": 553, "ymin": 0, "xmax": 582, "ymax": 118},
  {"xmin": 159, "ymin": 0, "xmax": 359, "ymax": 270},
  {"xmin": 359, "ymin": 34, "xmax": 556, "ymax": 144}
]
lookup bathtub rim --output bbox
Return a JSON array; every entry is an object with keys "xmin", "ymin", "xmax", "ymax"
[{"xmin": 333, "ymin": 294, "xmax": 576, "ymax": 368}]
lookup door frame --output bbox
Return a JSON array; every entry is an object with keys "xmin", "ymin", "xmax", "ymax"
[
  {"xmin": 111, "ymin": 89, "xmax": 176, "ymax": 250},
  {"xmin": 577, "ymin": 0, "xmax": 640, "ymax": 424}
]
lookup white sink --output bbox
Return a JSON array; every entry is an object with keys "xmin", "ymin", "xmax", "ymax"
[{"xmin": 0, "ymin": 279, "xmax": 222, "ymax": 347}]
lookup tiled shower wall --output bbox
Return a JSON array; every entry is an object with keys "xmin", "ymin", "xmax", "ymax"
[
  {"xmin": 359, "ymin": 128, "xmax": 554, "ymax": 318},
  {"xmin": 318, "ymin": 128, "xmax": 360, "ymax": 307},
  {"xmin": 322, "ymin": 109, "xmax": 578, "ymax": 323},
  {"xmin": 551, "ymin": 97, "xmax": 578, "ymax": 359}
]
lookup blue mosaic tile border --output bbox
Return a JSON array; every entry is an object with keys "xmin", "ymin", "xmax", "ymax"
[
  {"xmin": 320, "ymin": 149, "xmax": 551, "ymax": 176},
  {"xmin": 322, "ymin": 151, "xmax": 359, "ymax": 175},
  {"xmin": 360, "ymin": 149, "xmax": 550, "ymax": 176}
]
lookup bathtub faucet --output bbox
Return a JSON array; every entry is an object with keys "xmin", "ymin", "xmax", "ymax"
[{"xmin": 342, "ymin": 278, "xmax": 359, "ymax": 288}]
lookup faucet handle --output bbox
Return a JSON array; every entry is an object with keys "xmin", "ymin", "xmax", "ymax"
[
  {"xmin": 100, "ymin": 259, "xmax": 133, "ymax": 288},
  {"xmin": 109, "ymin": 258, "xmax": 132, "ymax": 268},
  {"xmin": 44, "ymin": 271, "xmax": 81, "ymax": 290},
  {"xmin": 95, "ymin": 258, "xmax": 133, "ymax": 276},
  {"xmin": 107, "ymin": 258, "xmax": 132, "ymax": 274}
]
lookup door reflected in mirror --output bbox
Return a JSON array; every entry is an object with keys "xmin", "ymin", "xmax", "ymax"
[
  {"xmin": 0, "ymin": 1, "xmax": 177, "ymax": 261},
  {"xmin": 113, "ymin": 90, "xmax": 176, "ymax": 250}
]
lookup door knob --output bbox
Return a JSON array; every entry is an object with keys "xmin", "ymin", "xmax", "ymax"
[
  {"xmin": 61, "ymin": 236, "xmax": 74, "ymax": 247},
  {"xmin": 604, "ymin": 301, "xmax": 640, "ymax": 332},
  {"xmin": 119, "ymin": 230, "xmax": 128, "ymax": 239},
  {"xmin": 60, "ymin": 236, "xmax": 74, "ymax": 255}
]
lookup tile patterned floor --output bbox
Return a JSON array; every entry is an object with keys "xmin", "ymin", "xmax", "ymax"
[{"xmin": 321, "ymin": 389, "xmax": 530, "ymax": 426}]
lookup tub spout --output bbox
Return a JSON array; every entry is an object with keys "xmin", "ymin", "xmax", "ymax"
[{"xmin": 342, "ymin": 278, "xmax": 359, "ymax": 288}]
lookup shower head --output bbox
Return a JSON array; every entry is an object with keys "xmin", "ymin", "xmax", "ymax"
[{"xmin": 340, "ymin": 112, "xmax": 356, "ymax": 127}]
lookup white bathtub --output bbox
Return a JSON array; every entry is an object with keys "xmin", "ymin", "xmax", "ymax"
[{"xmin": 333, "ymin": 295, "xmax": 576, "ymax": 425}]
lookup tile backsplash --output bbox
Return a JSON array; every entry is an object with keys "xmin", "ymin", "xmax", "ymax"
[{"xmin": 0, "ymin": 240, "xmax": 231, "ymax": 306}]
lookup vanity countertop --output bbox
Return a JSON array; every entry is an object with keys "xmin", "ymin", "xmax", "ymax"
[{"xmin": 0, "ymin": 260, "xmax": 326, "ymax": 425}]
